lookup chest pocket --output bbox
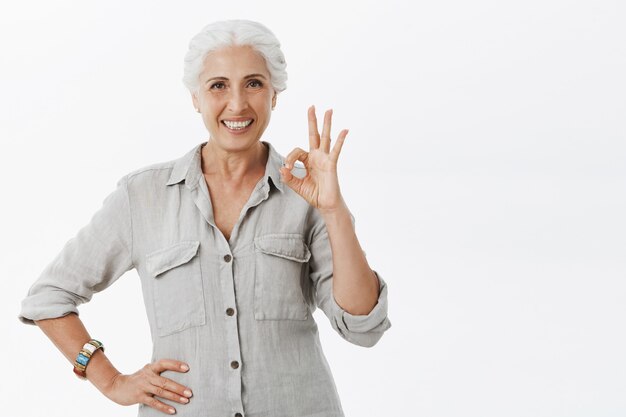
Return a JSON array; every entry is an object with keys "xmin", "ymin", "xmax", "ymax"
[
  {"xmin": 146, "ymin": 241, "xmax": 206, "ymax": 337},
  {"xmin": 253, "ymin": 234, "xmax": 311, "ymax": 321}
]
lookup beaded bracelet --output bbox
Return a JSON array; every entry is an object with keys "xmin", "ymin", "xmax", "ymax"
[{"xmin": 73, "ymin": 339, "xmax": 105, "ymax": 380}]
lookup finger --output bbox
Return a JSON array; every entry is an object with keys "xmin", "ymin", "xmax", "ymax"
[
  {"xmin": 320, "ymin": 109, "xmax": 333, "ymax": 153},
  {"xmin": 284, "ymin": 147, "xmax": 309, "ymax": 169},
  {"xmin": 308, "ymin": 105, "xmax": 320, "ymax": 150},
  {"xmin": 330, "ymin": 129, "xmax": 348, "ymax": 162},
  {"xmin": 280, "ymin": 165, "xmax": 305, "ymax": 192},
  {"xmin": 141, "ymin": 394, "xmax": 177, "ymax": 415},
  {"xmin": 150, "ymin": 359, "xmax": 189, "ymax": 375},
  {"xmin": 147, "ymin": 377, "xmax": 191, "ymax": 405},
  {"xmin": 150, "ymin": 374, "xmax": 193, "ymax": 399}
]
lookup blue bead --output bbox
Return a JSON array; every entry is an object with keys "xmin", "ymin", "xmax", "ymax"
[{"xmin": 76, "ymin": 354, "xmax": 89, "ymax": 366}]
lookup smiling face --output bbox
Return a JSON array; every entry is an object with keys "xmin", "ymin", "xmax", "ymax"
[{"xmin": 192, "ymin": 44, "xmax": 276, "ymax": 152}]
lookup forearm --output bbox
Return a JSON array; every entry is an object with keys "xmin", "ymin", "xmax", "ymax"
[
  {"xmin": 320, "ymin": 202, "xmax": 380, "ymax": 315},
  {"xmin": 34, "ymin": 313, "xmax": 121, "ymax": 394}
]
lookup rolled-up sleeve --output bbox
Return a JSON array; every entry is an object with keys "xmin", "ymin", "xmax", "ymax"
[
  {"xmin": 308, "ymin": 210, "xmax": 392, "ymax": 348},
  {"xmin": 18, "ymin": 175, "xmax": 134, "ymax": 326}
]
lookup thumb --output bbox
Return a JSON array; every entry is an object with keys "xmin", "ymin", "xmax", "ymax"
[{"xmin": 280, "ymin": 166, "xmax": 303, "ymax": 191}]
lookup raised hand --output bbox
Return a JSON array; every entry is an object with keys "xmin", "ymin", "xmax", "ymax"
[{"xmin": 280, "ymin": 105, "xmax": 349, "ymax": 214}]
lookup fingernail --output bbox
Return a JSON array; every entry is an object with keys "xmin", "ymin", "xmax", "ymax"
[
  {"xmin": 169, "ymin": 408, "xmax": 176, "ymax": 414},
  {"xmin": 184, "ymin": 390, "xmax": 193, "ymax": 397},
  {"xmin": 181, "ymin": 364, "xmax": 189, "ymax": 371},
  {"xmin": 180, "ymin": 396, "xmax": 189, "ymax": 403}
]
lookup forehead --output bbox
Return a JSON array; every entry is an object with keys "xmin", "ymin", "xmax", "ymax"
[{"xmin": 200, "ymin": 45, "xmax": 269, "ymax": 78}]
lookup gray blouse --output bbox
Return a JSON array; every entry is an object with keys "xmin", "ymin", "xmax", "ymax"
[{"xmin": 18, "ymin": 140, "xmax": 392, "ymax": 417}]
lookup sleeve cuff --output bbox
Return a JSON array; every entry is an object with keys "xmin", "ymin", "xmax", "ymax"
[{"xmin": 18, "ymin": 292, "xmax": 80, "ymax": 326}]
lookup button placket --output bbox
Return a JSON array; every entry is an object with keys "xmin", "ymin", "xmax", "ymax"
[
  {"xmin": 219, "ymin": 249, "xmax": 244, "ymax": 414},
  {"xmin": 224, "ymin": 257, "xmax": 235, "ymax": 319}
]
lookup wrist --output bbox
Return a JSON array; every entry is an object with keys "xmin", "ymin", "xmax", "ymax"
[
  {"xmin": 100, "ymin": 371, "xmax": 123, "ymax": 397},
  {"xmin": 73, "ymin": 339, "xmax": 104, "ymax": 380},
  {"xmin": 85, "ymin": 350, "xmax": 121, "ymax": 394},
  {"xmin": 318, "ymin": 198, "xmax": 349, "ymax": 218}
]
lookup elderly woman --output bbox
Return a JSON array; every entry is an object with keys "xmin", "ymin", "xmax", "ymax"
[{"xmin": 19, "ymin": 20, "xmax": 391, "ymax": 417}]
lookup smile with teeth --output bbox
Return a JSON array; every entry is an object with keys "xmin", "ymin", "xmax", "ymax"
[{"xmin": 223, "ymin": 119, "xmax": 253, "ymax": 130}]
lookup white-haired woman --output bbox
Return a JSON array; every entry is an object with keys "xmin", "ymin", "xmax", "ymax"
[{"xmin": 19, "ymin": 20, "xmax": 391, "ymax": 417}]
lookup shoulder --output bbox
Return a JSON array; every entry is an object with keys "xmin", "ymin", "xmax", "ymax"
[
  {"xmin": 111, "ymin": 153, "xmax": 184, "ymax": 198},
  {"xmin": 114, "ymin": 159, "xmax": 175, "ymax": 190},
  {"xmin": 126, "ymin": 159, "xmax": 176, "ymax": 182},
  {"xmin": 124, "ymin": 142, "xmax": 200, "ymax": 185}
]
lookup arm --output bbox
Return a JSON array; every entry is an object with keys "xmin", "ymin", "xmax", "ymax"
[
  {"xmin": 321, "ymin": 201, "xmax": 380, "ymax": 315},
  {"xmin": 35, "ymin": 312, "xmax": 192, "ymax": 414},
  {"xmin": 19, "ymin": 175, "xmax": 193, "ymax": 415},
  {"xmin": 34, "ymin": 313, "xmax": 120, "ymax": 394},
  {"xmin": 307, "ymin": 205, "xmax": 391, "ymax": 348},
  {"xmin": 18, "ymin": 175, "xmax": 134, "ymax": 325},
  {"xmin": 281, "ymin": 106, "xmax": 392, "ymax": 347}
]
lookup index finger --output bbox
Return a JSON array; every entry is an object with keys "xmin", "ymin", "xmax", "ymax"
[
  {"xmin": 308, "ymin": 105, "xmax": 320, "ymax": 149},
  {"xmin": 151, "ymin": 359, "xmax": 190, "ymax": 374}
]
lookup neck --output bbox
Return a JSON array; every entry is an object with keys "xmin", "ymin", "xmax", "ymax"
[{"xmin": 201, "ymin": 140, "xmax": 268, "ymax": 182}]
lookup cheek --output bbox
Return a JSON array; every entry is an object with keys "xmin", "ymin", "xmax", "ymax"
[
  {"xmin": 252, "ymin": 95, "xmax": 273, "ymax": 115},
  {"xmin": 204, "ymin": 102, "xmax": 224, "ymax": 122}
]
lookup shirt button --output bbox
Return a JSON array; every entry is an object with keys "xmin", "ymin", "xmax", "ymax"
[
  {"xmin": 223, "ymin": 254, "xmax": 232, "ymax": 262},
  {"xmin": 226, "ymin": 308, "xmax": 235, "ymax": 316},
  {"xmin": 230, "ymin": 360, "xmax": 239, "ymax": 369}
]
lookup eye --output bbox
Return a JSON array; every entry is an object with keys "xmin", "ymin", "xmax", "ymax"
[
  {"xmin": 247, "ymin": 79, "xmax": 263, "ymax": 88},
  {"xmin": 210, "ymin": 82, "xmax": 226, "ymax": 90}
]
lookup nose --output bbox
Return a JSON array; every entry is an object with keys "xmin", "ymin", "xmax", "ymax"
[{"xmin": 227, "ymin": 87, "xmax": 248, "ymax": 114}]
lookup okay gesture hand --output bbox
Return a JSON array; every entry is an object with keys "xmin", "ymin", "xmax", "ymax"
[{"xmin": 280, "ymin": 106, "xmax": 349, "ymax": 214}]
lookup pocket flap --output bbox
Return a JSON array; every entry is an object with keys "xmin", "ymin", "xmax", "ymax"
[
  {"xmin": 254, "ymin": 235, "xmax": 311, "ymax": 263},
  {"xmin": 146, "ymin": 240, "xmax": 200, "ymax": 277}
]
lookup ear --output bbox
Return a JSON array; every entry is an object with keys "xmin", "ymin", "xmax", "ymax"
[
  {"xmin": 271, "ymin": 93, "xmax": 277, "ymax": 110},
  {"xmin": 191, "ymin": 92, "xmax": 200, "ymax": 112}
]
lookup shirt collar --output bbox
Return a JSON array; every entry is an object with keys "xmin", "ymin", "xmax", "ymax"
[{"xmin": 166, "ymin": 140, "xmax": 285, "ymax": 193}]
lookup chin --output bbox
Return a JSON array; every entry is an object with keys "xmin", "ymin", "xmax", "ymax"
[{"xmin": 210, "ymin": 133, "xmax": 262, "ymax": 150}]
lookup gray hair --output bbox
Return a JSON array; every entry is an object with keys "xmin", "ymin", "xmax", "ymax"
[{"xmin": 182, "ymin": 20, "xmax": 288, "ymax": 96}]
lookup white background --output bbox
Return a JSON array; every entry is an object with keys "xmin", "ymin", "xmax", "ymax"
[{"xmin": 1, "ymin": 0, "xmax": 625, "ymax": 416}]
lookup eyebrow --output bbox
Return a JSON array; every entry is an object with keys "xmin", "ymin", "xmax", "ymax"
[{"xmin": 204, "ymin": 74, "xmax": 267, "ymax": 84}]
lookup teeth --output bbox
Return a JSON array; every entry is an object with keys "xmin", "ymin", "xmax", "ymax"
[{"xmin": 224, "ymin": 119, "xmax": 252, "ymax": 130}]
